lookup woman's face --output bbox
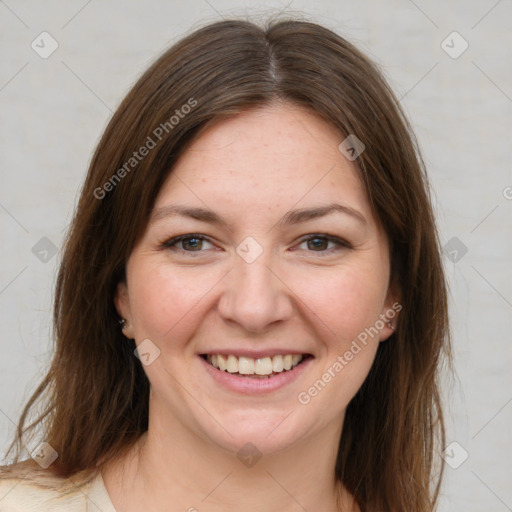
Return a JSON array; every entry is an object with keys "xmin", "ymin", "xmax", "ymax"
[{"xmin": 116, "ymin": 102, "xmax": 397, "ymax": 456}]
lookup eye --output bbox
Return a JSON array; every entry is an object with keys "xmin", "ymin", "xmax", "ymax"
[
  {"xmin": 295, "ymin": 234, "xmax": 351, "ymax": 252},
  {"xmin": 163, "ymin": 234, "xmax": 215, "ymax": 252},
  {"xmin": 161, "ymin": 233, "xmax": 350, "ymax": 255}
]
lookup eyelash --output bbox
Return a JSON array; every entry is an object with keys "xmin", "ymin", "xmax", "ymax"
[{"xmin": 161, "ymin": 233, "xmax": 351, "ymax": 255}]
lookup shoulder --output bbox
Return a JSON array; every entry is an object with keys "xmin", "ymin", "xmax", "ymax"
[{"xmin": 0, "ymin": 460, "xmax": 102, "ymax": 512}]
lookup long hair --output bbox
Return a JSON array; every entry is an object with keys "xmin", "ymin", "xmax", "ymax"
[{"xmin": 4, "ymin": 16, "xmax": 450, "ymax": 511}]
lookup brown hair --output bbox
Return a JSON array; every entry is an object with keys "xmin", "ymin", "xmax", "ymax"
[{"xmin": 4, "ymin": 16, "xmax": 450, "ymax": 511}]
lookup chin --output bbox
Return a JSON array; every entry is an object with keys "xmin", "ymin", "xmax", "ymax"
[{"xmin": 198, "ymin": 409, "xmax": 309, "ymax": 458}]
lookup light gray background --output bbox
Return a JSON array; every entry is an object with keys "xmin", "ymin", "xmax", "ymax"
[{"xmin": 1, "ymin": 1, "xmax": 511, "ymax": 510}]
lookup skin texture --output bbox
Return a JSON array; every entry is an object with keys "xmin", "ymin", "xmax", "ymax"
[{"xmin": 106, "ymin": 102, "xmax": 397, "ymax": 511}]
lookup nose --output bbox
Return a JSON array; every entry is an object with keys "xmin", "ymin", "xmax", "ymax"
[{"xmin": 217, "ymin": 254, "xmax": 294, "ymax": 333}]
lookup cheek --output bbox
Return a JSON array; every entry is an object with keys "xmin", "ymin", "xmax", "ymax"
[
  {"xmin": 291, "ymin": 264, "xmax": 388, "ymax": 344},
  {"xmin": 129, "ymin": 262, "xmax": 218, "ymax": 343},
  {"xmin": 294, "ymin": 268, "xmax": 384, "ymax": 410},
  {"xmin": 301, "ymin": 267, "xmax": 387, "ymax": 406}
]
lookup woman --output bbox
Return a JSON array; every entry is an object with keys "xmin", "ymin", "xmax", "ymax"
[{"xmin": 0, "ymin": 16, "xmax": 450, "ymax": 512}]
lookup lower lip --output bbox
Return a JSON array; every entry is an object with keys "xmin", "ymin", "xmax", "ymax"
[{"xmin": 199, "ymin": 355, "xmax": 313, "ymax": 395}]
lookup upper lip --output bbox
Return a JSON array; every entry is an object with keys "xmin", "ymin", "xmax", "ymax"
[{"xmin": 199, "ymin": 349, "xmax": 313, "ymax": 359}]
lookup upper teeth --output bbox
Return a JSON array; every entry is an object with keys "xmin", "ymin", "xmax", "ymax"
[{"xmin": 206, "ymin": 354, "xmax": 304, "ymax": 375}]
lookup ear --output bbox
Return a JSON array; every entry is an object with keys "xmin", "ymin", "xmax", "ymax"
[
  {"xmin": 114, "ymin": 281, "xmax": 135, "ymax": 339},
  {"xmin": 378, "ymin": 286, "xmax": 401, "ymax": 342}
]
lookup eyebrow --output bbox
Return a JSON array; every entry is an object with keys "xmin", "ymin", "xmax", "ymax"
[{"xmin": 150, "ymin": 202, "xmax": 367, "ymax": 227}]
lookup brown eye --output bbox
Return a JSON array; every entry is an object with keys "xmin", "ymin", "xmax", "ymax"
[
  {"xmin": 296, "ymin": 234, "xmax": 351, "ymax": 253},
  {"xmin": 306, "ymin": 237, "xmax": 329, "ymax": 251},
  {"xmin": 163, "ymin": 235, "xmax": 214, "ymax": 252},
  {"xmin": 181, "ymin": 237, "xmax": 203, "ymax": 251}
]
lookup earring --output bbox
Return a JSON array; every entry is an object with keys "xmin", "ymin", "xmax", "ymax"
[
  {"xmin": 119, "ymin": 318, "xmax": 131, "ymax": 331},
  {"xmin": 118, "ymin": 317, "xmax": 134, "ymax": 339}
]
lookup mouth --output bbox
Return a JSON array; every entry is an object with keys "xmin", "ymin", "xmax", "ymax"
[{"xmin": 200, "ymin": 353, "xmax": 313, "ymax": 379}]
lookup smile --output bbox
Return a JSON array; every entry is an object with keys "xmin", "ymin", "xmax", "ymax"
[
  {"xmin": 199, "ymin": 352, "xmax": 313, "ymax": 394},
  {"xmin": 203, "ymin": 353, "xmax": 308, "ymax": 378}
]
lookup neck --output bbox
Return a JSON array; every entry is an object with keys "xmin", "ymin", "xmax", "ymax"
[{"xmin": 102, "ymin": 405, "xmax": 355, "ymax": 511}]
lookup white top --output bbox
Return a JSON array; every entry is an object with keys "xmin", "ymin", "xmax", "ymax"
[{"xmin": 0, "ymin": 468, "xmax": 116, "ymax": 512}]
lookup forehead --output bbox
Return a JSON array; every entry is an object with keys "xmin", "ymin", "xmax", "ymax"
[
  {"xmin": 153, "ymin": 103, "xmax": 373, "ymax": 226},
  {"xmin": 177, "ymin": 103, "xmax": 347, "ymax": 173}
]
